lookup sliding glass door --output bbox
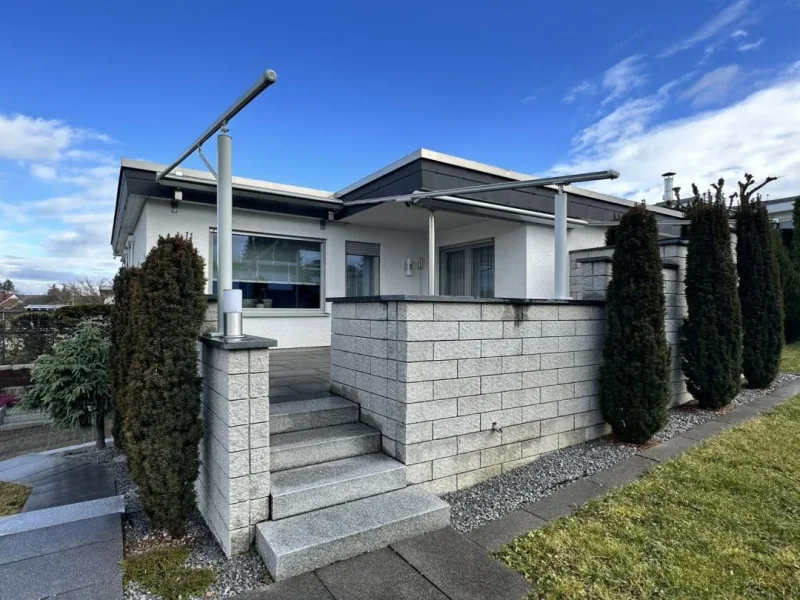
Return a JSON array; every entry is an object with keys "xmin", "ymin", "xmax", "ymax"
[{"xmin": 440, "ymin": 241, "xmax": 494, "ymax": 298}]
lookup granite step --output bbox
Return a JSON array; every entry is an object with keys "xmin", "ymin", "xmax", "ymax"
[
  {"xmin": 270, "ymin": 453, "xmax": 406, "ymax": 519},
  {"xmin": 270, "ymin": 396, "xmax": 359, "ymax": 434},
  {"xmin": 270, "ymin": 423, "xmax": 381, "ymax": 472},
  {"xmin": 256, "ymin": 487, "xmax": 451, "ymax": 580}
]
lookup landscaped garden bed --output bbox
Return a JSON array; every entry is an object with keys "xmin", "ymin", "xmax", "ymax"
[
  {"xmin": 443, "ymin": 372, "xmax": 799, "ymax": 532},
  {"xmin": 496, "ymin": 393, "xmax": 800, "ymax": 599}
]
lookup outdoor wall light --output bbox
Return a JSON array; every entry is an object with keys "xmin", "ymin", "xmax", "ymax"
[
  {"xmin": 404, "ymin": 258, "xmax": 413, "ymax": 277},
  {"xmin": 223, "ymin": 288, "xmax": 245, "ymax": 339}
]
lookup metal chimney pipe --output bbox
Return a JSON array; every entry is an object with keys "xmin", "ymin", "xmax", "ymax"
[{"xmin": 662, "ymin": 172, "xmax": 676, "ymax": 204}]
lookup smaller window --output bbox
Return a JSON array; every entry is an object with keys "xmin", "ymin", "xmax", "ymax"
[{"xmin": 346, "ymin": 241, "xmax": 380, "ymax": 297}]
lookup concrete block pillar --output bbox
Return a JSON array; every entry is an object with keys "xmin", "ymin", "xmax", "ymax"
[{"xmin": 196, "ymin": 334, "xmax": 277, "ymax": 557}]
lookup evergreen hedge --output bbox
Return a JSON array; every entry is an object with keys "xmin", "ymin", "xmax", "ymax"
[
  {"xmin": 736, "ymin": 198, "xmax": 783, "ymax": 387},
  {"xmin": 110, "ymin": 267, "xmax": 140, "ymax": 449},
  {"xmin": 124, "ymin": 235, "xmax": 206, "ymax": 535},
  {"xmin": 681, "ymin": 185, "xmax": 742, "ymax": 409},
  {"xmin": 792, "ymin": 197, "xmax": 800, "ymax": 267},
  {"xmin": 600, "ymin": 204, "xmax": 670, "ymax": 443},
  {"xmin": 773, "ymin": 230, "xmax": 800, "ymax": 342}
]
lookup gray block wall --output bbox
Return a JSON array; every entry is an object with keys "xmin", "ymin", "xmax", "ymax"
[
  {"xmin": 569, "ymin": 241, "xmax": 689, "ymax": 407},
  {"xmin": 330, "ymin": 300, "xmax": 610, "ymax": 495},
  {"xmin": 196, "ymin": 340, "xmax": 271, "ymax": 556}
]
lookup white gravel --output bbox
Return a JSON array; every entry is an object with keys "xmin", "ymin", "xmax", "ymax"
[{"xmin": 444, "ymin": 373, "xmax": 800, "ymax": 532}]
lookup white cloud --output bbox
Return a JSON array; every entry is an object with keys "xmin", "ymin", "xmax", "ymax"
[
  {"xmin": 659, "ymin": 0, "xmax": 749, "ymax": 57},
  {"xmin": 731, "ymin": 29, "xmax": 748, "ymax": 38},
  {"xmin": 680, "ymin": 65, "xmax": 741, "ymax": 107},
  {"xmin": 563, "ymin": 80, "xmax": 597, "ymax": 104},
  {"xmin": 29, "ymin": 164, "xmax": 58, "ymax": 180},
  {"xmin": 550, "ymin": 67, "xmax": 800, "ymax": 204},
  {"xmin": 0, "ymin": 114, "xmax": 110, "ymax": 162},
  {"xmin": 602, "ymin": 54, "xmax": 647, "ymax": 105},
  {"xmin": 738, "ymin": 38, "xmax": 764, "ymax": 51}
]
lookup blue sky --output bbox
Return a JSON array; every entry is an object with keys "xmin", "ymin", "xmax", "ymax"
[{"xmin": 1, "ymin": 0, "xmax": 799, "ymax": 292}]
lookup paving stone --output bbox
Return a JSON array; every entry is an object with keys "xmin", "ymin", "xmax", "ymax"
[
  {"xmin": 768, "ymin": 379, "xmax": 800, "ymax": 398},
  {"xmin": 270, "ymin": 423, "xmax": 380, "ymax": 472},
  {"xmin": 0, "ymin": 495, "xmax": 124, "ymax": 537},
  {"xmin": 680, "ymin": 420, "xmax": 733, "ymax": 441},
  {"xmin": 391, "ymin": 527, "xmax": 531, "ymax": 600},
  {"xmin": 716, "ymin": 406, "xmax": 762, "ymax": 425},
  {"xmin": 588, "ymin": 456, "xmax": 657, "ymax": 489},
  {"xmin": 317, "ymin": 547, "xmax": 448, "ymax": 600},
  {"xmin": 637, "ymin": 435, "xmax": 697, "ymax": 463},
  {"xmin": 466, "ymin": 510, "xmax": 547, "ymax": 551},
  {"xmin": 748, "ymin": 394, "xmax": 785, "ymax": 411},
  {"xmin": 521, "ymin": 478, "xmax": 604, "ymax": 521},
  {"xmin": 233, "ymin": 573, "xmax": 333, "ymax": 600}
]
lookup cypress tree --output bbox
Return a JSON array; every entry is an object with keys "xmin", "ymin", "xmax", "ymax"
[
  {"xmin": 792, "ymin": 196, "xmax": 800, "ymax": 267},
  {"xmin": 110, "ymin": 266, "xmax": 140, "ymax": 449},
  {"xmin": 124, "ymin": 235, "xmax": 206, "ymax": 535},
  {"xmin": 681, "ymin": 182, "xmax": 742, "ymax": 409},
  {"xmin": 600, "ymin": 204, "xmax": 670, "ymax": 443},
  {"xmin": 736, "ymin": 189, "xmax": 783, "ymax": 388},
  {"xmin": 772, "ymin": 230, "xmax": 800, "ymax": 342}
]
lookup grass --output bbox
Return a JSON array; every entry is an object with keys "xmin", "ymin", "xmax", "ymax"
[
  {"xmin": 780, "ymin": 342, "xmax": 800, "ymax": 373},
  {"xmin": 0, "ymin": 481, "xmax": 31, "ymax": 516},
  {"xmin": 122, "ymin": 547, "xmax": 215, "ymax": 600},
  {"xmin": 497, "ymin": 395, "xmax": 800, "ymax": 599}
]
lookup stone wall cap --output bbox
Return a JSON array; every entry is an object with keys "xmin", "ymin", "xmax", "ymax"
[
  {"xmin": 327, "ymin": 295, "xmax": 605, "ymax": 306},
  {"xmin": 199, "ymin": 333, "xmax": 278, "ymax": 350},
  {"xmin": 576, "ymin": 256, "xmax": 613, "ymax": 264}
]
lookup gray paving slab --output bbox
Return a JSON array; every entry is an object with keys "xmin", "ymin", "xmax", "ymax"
[
  {"xmin": 14, "ymin": 461, "xmax": 87, "ymax": 485},
  {"xmin": 769, "ymin": 379, "xmax": 800, "ymax": 398},
  {"xmin": 49, "ymin": 581, "xmax": 123, "ymax": 599},
  {"xmin": 232, "ymin": 573, "xmax": 333, "ymax": 600},
  {"xmin": 588, "ymin": 455, "xmax": 658, "ymax": 489},
  {"xmin": 317, "ymin": 547, "xmax": 448, "ymax": 600},
  {"xmin": 0, "ymin": 536, "xmax": 122, "ymax": 600},
  {"xmin": 0, "ymin": 514, "xmax": 120, "ymax": 566},
  {"xmin": 636, "ymin": 434, "xmax": 697, "ymax": 463},
  {"xmin": 466, "ymin": 509, "xmax": 547, "ymax": 551},
  {"xmin": 680, "ymin": 420, "xmax": 734, "ymax": 441},
  {"xmin": 521, "ymin": 478, "xmax": 604, "ymax": 521},
  {"xmin": 0, "ymin": 495, "xmax": 124, "ymax": 536},
  {"xmin": 716, "ymin": 405, "xmax": 762, "ymax": 425},
  {"xmin": 749, "ymin": 394, "xmax": 786, "ymax": 411},
  {"xmin": 24, "ymin": 486, "xmax": 116, "ymax": 513},
  {"xmin": 391, "ymin": 527, "xmax": 531, "ymax": 600},
  {"xmin": 0, "ymin": 456, "xmax": 65, "ymax": 481}
]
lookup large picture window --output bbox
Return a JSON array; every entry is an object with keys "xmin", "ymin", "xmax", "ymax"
[
  {"xmin": 345, "ymin": 241, "xmax": 380, "ymax": 297},
  {"xmin": 211, "ymin": 231, "xmax": 323, "ymax": 309},
  {"xmin": 440, "ymin": 240, "xmax": 494, "ymax": 298}
]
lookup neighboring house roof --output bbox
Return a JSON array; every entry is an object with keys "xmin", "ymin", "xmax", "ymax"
[
  {"xmin": 112, "ymin": 148, "xmax": 684, "ymax": 255},
  {"xmin": 24, "ymin": 304, "xmax": 65, "ymax": 311},
  {"xmin": 0, "ymin": 293, "xmax": 21, "ymax": 310}
]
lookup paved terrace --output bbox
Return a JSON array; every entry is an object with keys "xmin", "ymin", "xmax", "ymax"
[{"xmin": 270, "ymin": 347, "xmax": 331, "ymax": 403}]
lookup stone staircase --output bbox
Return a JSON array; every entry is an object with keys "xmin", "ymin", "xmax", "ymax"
[{"xmin": 256, "ymin": 395, "xmax": 451, "ymax": 580}]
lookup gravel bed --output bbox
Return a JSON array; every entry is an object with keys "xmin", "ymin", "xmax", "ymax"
[
  {"xmin": 64, "ymin": 447, "xmax": 271, "ymax": 599},
  {"xmin": 443, "ymin": 373, "xmax": 800, "ymax": 533}
]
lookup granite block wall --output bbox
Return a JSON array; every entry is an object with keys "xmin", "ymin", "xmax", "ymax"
[
  {"xmin": 330, "ymin": 300, "xmax": 610, "ymax": 495},
  {"xmin": 196, "ymin": 340, "xmax": 271, "ymax": 556}
]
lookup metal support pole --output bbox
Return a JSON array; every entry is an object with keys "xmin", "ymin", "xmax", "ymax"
[
  {"xmin": 217, "ymin": 127, "xmax": 233, "ymax": 333},
  {"xmin": 428, "ymin": 211, "xmax": 436, "ymax": 295},
  {"xmin": 554, "ymin": 186, "xmax": 569, "ymax": 299}
]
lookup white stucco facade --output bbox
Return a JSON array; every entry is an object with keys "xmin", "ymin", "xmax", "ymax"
[{"xmin": 126, "ymin": 197, "xmax": 609, "ymax": 348}]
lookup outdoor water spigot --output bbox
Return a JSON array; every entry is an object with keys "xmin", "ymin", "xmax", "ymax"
[{"xmin": 492, "ymin": 422, "xmax": 502, "ymax": 433}]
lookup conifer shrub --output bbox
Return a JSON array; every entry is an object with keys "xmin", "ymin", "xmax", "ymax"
[
  {"xmin": 109, "ymin": 267, "xmax": 141, "ymax": 449},
  {"xmin": 600, "ymin": 204, "xmax": 670, "ymax": 443},
  {"xmin": 736, "ymin": 196, "xmax": 783, "ymax": 387},
  {"xmin": 123, "ymin": 235, "xmax": 206, "ymax": 535},
  {"xmin": 774, "ymin": 229, "xmax": 800, "ymax": 342},
  {"xmin": 792, "ymin": 196, "xmax": 800, "ymax": 267},
  {"xmin": 681, "ymin": 182, "xmax": 742, "ymax": 409}
]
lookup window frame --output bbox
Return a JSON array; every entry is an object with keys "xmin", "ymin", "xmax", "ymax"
[
  {"xmin": 345, "ymin": 241, "xmax": 381, "ymax": 297},
  {"xmin": 439, "ymin": 238, "xmax": 495, "ymax": 298},
  {"xmin": 209, "ymin": 228, "xmax": 327, "ymax": 317}
]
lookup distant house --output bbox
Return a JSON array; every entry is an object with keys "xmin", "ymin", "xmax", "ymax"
[
  {"xmin": 0, "ymin": 292, "xmax": 22, "ymax": 310},
  {"xmin": 764, "ymin": 196, "xmax": 799, "ymax": 230},
  {"xmin": 17, "ymin": 295, "xmax": 64, "ymax": 312}
]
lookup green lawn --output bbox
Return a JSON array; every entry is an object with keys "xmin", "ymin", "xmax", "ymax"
[
  {"xmin": 122, "ymin": 547, "xmax": 215, "ymax": 600},
  {"xmin": 497, "ymin": 396, "xmax": 800, "ymax": 599},
  {"xmin": 0, "ymin": 481, "xmax": 31, "ymax": 516},
  {"xmin": 780, "ymin": 342, "xmax": 800, "ymax": 373}
]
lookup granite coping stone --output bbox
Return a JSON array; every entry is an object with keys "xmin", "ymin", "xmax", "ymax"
[
  {"xmin": 0, "ymin": 495, "xmax": 124, "ymax": 537},
  {"xmin": 466, "ymin": 509, "xmax": 548, "ymax": 551},
  {"xmin": 316, "ymin": 546, "xmax": 449, "ymax": 600},
  {"xmin": 587, "ymin": 455, "xmax": 659, "ymax": 489},
  {"xmin": 521, "ymin": 478, "xmax": 604, "ymax": 521},
  {"xmin": 328, "ymin": 295, "xmax": 604, "ymax": 306},
  {"xmin": 391, "ymin": 527, "xmax": 531, "ymax": 600},
  {"xmin": 199, "ymin": 333, "xmax": 278, "ymax": 350}
]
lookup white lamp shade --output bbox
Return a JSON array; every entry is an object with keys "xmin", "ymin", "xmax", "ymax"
[{"xmin": 223, "ymin": 288, "xmax": 243, "ymax": 313}]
